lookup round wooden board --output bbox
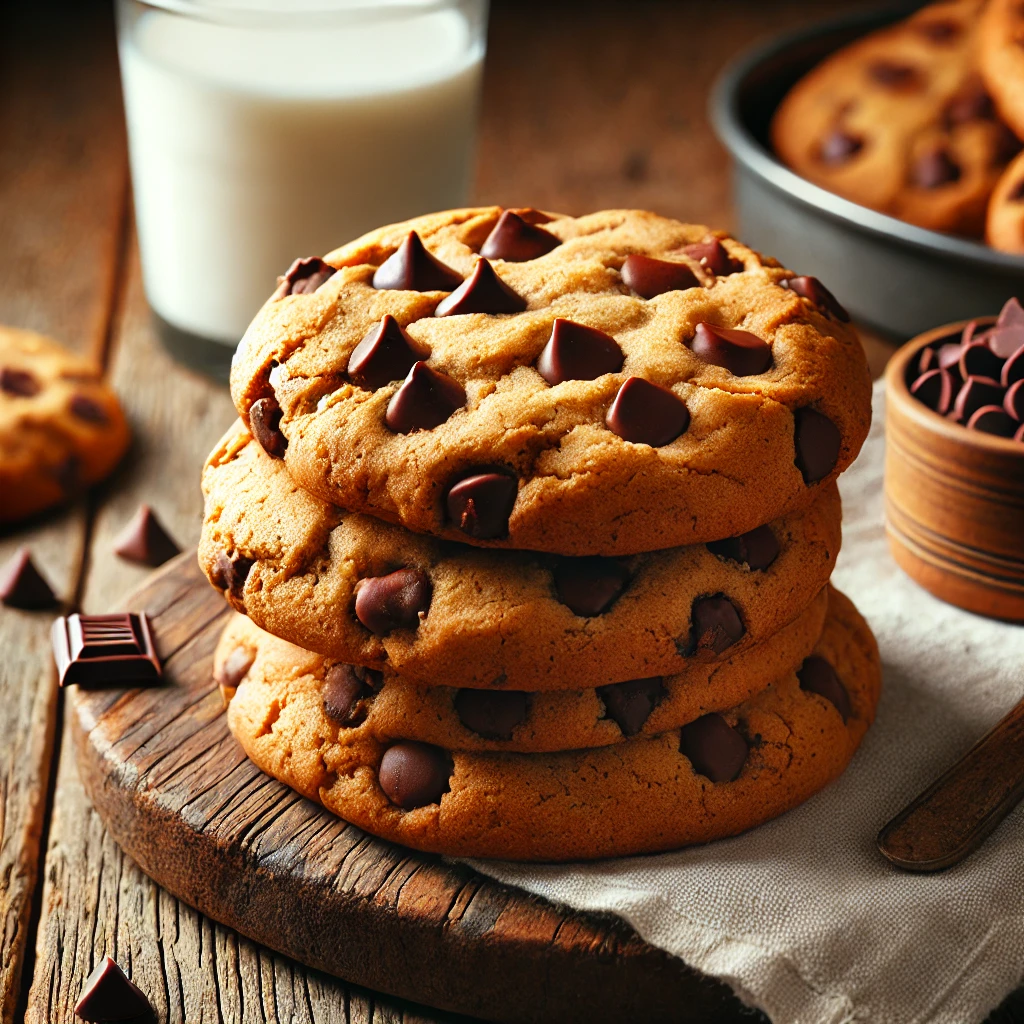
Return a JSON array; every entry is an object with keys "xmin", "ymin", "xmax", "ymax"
[{"xmin": 70, "ymin": 553, "xmax": 755, "ymax": 1024}]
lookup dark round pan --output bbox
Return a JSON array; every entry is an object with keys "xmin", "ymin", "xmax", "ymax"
[{"xmin": 710, "ymin": 4, "xmax": 1024, "ymax": 340}]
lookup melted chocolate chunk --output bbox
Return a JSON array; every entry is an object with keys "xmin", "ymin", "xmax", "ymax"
[
  {"xmin": 605, "ymin": 377, "xmax": 689, "ymax": 446},
  {"xmin": 480, "ymin": 210, "xmax": 561, "ymax": 262},
  {"xmin": 454, "ymin": 689, "xmax": 529, "ymax": 740},
  {"xmin": 69, "ymin": 393, "xmax": 108, "ymax": 425},
  {"xmin": 0, "ymin": 367, "xmax": 40, "ymax": 396},
  {"xmin": 216, "ymin": 645, "xmax": 255, "ymax": 699},
  {"xmin": 706, "ymin": 525, "xmax": 779, "ymax": 571},
  {"xmin": 0, "ymin": 547, "xmax": 58, "ymax": 609},
  {"xmin": 945, "ymin": 78, "xmax": 994, "ymax": 125},
  {"xmin": 689, "ymin": 323, "xmax": 772, "ymax": 376},
  {"xmin": 553, "ymin": 556, "xmax": 630, "ymax": 616},
  {"xmin": 794, "ymin": 407, "xmax": 841, "ymax": 484},
  {"xmin": 680, "ymin": 713, "xmax": 748, "ymax": 783},
  {"xmin": 211, "ymin": 550, "xmax": 254, "ymax": 596},
  {"xmin": 434, "ymin": 258, "xmax": 527, "ymax": 316},
  {"xmin": 446, "ymin": 471, "xmax": 517, "ymax": 539},
  {"xmin": 354, "ymin": 568, "xmax": 432, "ymax": 635},
  {"xmin": 597, "ymin": 676, "xmax": 666, "ymax": 737},
  {"xmin": 868, "ymin": 59, "xmax": 922, "ymax": 91},
  {"xmin": 112, "ymin": 504, "xmax": 181, "ymax": 567},
  {"xmin": 273, "ymin": 256, "xmax": 336, "ymax": 299},
  {"xmin": 682, "ymin": 237, "xmax": 743, "ymax": 276},
  {"xmin": 385, "ymin": 361, "xmax": 465, "ymax": 433},
  {"xmin": 249, "ymin": 396, "xmax": 288, "ymax": 459},
  {"xmin": 620, "ymin": 254, "xmax": 700, "ymax": 298},
  {"xmin": 781, "ymin": 275, "xmax": 851, "ymax": 322},
  {"xmin": 536, "ymin": 318, "xmax": 624, "ymax": 385},
  {"xmin": 322, "ymin": 663, "xmax": 379, "ymax": 725},
  {"xmin": 912, "ymin": 148, "xmax": 961, "ymax": 188},
  {"xmin": 348, "ymin": 314, "xmax": 430, "ymax": 391},
  {"xmin": 688, "ymin": 594, "xmax": 745, "ymax": 655},
  {"xmin": 798, "ymin": 655, "xmax": 851, "ymax": 722},
  {"xmin": 819, "ymin": 129, "xmax": 863, "ymax": 165},
  {"xmin": 372, "ymin": 232, "xmax": 462, "ymax": 292},
  {"xmin": 378, "ymin": 741, "xmax": 452, "ymax": 809}
]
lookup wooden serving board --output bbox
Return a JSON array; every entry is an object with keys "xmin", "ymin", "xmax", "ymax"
[{"xmin": 70, "ymin": 552, "xmax": 758, "ymax": 1024}]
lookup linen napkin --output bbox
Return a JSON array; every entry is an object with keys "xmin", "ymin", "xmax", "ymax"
[{"xmin": 465, "ymin": 380, "xmax": 1024, "ymax": 1024}]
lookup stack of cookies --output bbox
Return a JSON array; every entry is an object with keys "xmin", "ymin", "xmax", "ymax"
[{"xmin": 200, "ymin": 207, "xmax": 880, "ymax": 861}]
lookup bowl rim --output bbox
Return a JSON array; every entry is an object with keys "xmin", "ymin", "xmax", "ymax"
[
  {"xmin": 885, "ymin": 320, "xmax": 1024, "ymax": 455},
  {"xmin": 709, "ymin": 6, "xmax": 1024, "ymax": 272}
]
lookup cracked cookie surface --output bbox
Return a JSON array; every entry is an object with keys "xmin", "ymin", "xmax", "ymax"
[
  {"xmin": 229, "ymin": 207, "xmax": 870, "ymax": 555},
  {"xmin": 200, "ymin": 423, "xmax": 841, "ymax": 690},
  {"xmin": 224, "ymin": 586, "xmax": 880, "ymax": 860}
]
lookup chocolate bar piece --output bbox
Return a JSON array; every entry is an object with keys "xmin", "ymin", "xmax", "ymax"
[{"xmin": 52, "ymin": 612, "xmax": 161, "ymax": 688}]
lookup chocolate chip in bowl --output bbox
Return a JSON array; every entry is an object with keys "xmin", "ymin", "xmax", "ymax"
[{"xmin": 885, "ymin": 298, "xmax": 1024, "ymax": 620}]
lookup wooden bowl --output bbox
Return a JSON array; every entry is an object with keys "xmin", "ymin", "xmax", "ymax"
[{"xmin": 885, "ymin": 321, "xmax": 1024, "ymax": 622}]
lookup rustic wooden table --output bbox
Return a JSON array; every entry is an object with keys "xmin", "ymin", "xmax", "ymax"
[{"xmin": 1, "ymin": 2, "xmax": 1017, "ymax": 1022}]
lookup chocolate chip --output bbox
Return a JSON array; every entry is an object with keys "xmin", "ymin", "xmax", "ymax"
[
  {"xmin": 959, "ymin": 342, "xmax": 1004, "ymax": 380},
  {"xmin": 868, "ymin": 59, "xmax": 922, "ymax": 90},
  {"xmin": 937, "ymin": 342, "xmax": 964, "ymax": 371},
  {"xmin": 682, "ymin": 238, "xmax": 743, "ymax": 276},
  {"xmin": 249, "ymin": 396, "xmax": 288, "ymax": 459},
  {"xmin": 69, "ymin": 393, "xmax": 108, "ymax": 425},
  {"xmin": 706, "ymin": 525, "xmax": 779, "ymax": 571},
  {"xmin": 1010, "ymin": 178, "xmax": 1024, "ymax": 202},
  {"xmin": 354, "ymin": 568, "xmax": 432, "ymax": 635},
  {"xmin": 348, "ymin": 314, "xmax": 430, "ymax": 391},
  {"xmin": 794, "ymin": 407, "xmax": 841, "ymax": 484},
  {"xmin": 916, "ymin": 18, "xmax": 961, "ymax": 43},
  {"xmin": 953, "ymin": 376, "xmax": 1004, "ymax": 422},
  {"xmin": 1003, "ymin": 346, "xmax": 1024, "ymax": 387},
  {"xmin": 917, "ymin": 347, "xmax": 937, "ymax": 374},
  {"xmin": 797, "ymin": 655, "xmax": 851, "ymax": 723},
  {"xmin": 74, "ymin": 955, "xmax": 153, "ymax": 1023},
  {"xmin": 680, "ymin": 713, "xmax": 748, "ymax": 783},
  {"xmin": 385, "ymin": 361, "xmax": 465, "ymax": 433},
  {"xmin": 454, "ymin": 689, "xmax": 529, "ymax": 740},
  {"xmin": 273, "ymin": 256, "xmax": 336, "ymax": 299},
  {"xmin": 967, "ymin": 405, "xmax": 1018, "ymax": 436},
  {"xmin": 620, "ymin": 254, "xmax": 700, "ymax": 299},
  {"xmin": 536, "ymin": 318, "xmax": 624, "ymax": 385},
  {"xmin": 1016, "ymin": 422, "xmax": 1024, "ymax": 442},
  {"xmin": 1006, "ymin": 378, "xmax": 1024, "ymax": 420},
  {"xmin": 689, "ymin": 323, "xmax": 772, "ymax": 376},
  {"xmin": 781, "ymin": 275, "xmax": 851, "ymax": 322},
  {"xmin": 0, "ymin": 547, "xmax": 57, "ymax": 609},
  {"xmin": 0, "ymin": 367, "xmax": 40, "ymax": 396},
  {"xmin": 986, "ymin": 325, "xmax": 1024, "ymax": 360},
  {"xmin": 378, "ymin": 741, "xmax": 452, "ymax": 809},
  {"xmin": 372, "ymin": 232, "xmax": 462, "ymax": 292},
  {"xmin": 819, "ymin": 129, "xmax": 863, "ymax": 164},
  {"xmin": 480, "ymin": 210, "xmax": 561, "ymax": 262},
  {"xmin": 910, "ymin": 368, "xmax": 957, "ymax": 415},
  {"xmin": 688, "ymin": 594, "xmax": 745, "ymax": 655},
  {"xmin": 912, "ymin": 148, "xmax": 961, "ymax": 188},
  {"xmin": 112, "ymin": 504, "xmax": 181, "ymax": 567},
  {"xmin": 597, "ymin": 677, "xmax": 666, "ymax": 737},
  {"xmin": 51, "ymin": 612, "xmax": 162, "ymax": 687},
  {"xmin": 606, "ymin": 377, "xmax": 689, "ymax": 446},
  {"xmin": 945, "ymin": 78, "xmax": 994, "ymax": 125},
  {"xmin": 322, "ymin": 663, "xmax": 379, "ymax": 725},
  {"xmin": 216, "ymin": 646, "xmax": 254, "ymax": 701},
  {"xmin": 446, "ymin": 471, "xmax": 517, "ymax": 539},
  {"xmin": 553, "ymin": 557, "xmax": 630, "ymax": 616},
  {"xmin": 211, "ymin": 550, "xmax": 254, "ymax": 595},
  {"xmin": 434, "ymin": 258, "xmax": 527, "ymax": 316}
]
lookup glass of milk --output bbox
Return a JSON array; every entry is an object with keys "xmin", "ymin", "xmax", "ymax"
[{"xmin": 115, "ymin": 0, "xmax": 488, "ymax": 375}]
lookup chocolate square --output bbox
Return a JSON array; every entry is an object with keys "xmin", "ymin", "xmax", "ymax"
[{"xmin": 52, "ymin": 612, "xmax": 162, "ymax": 687}]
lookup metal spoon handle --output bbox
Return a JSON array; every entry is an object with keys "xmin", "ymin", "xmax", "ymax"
[{"xmin": 878, "ymin": 697, "xmax": 1024, "ymax": 872}]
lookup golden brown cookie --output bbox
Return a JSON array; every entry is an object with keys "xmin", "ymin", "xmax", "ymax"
[
  {"xmin": 773, "ymin": 1, "xmax": 1019, "ymax": 237},
  {"xmin": 200, "ymin": 423, "xmax": 841, "ymax": 691},
  {"xmin": 214, "ymin": 588, "xmax": 827, "ymax": 753},
  {"xmin": 224, "ymin": 586, "xmax": 880, "ymax": 861},
  {"xmin": 228, "ymin": 207, "xmax": 870, "ymax": 555},
  {"xmin": 0, "ymin": 326, "xmax": 130, "ymax": 523},
  {"xmin": 987, "ymin": 142, "xmax": 1024, "ymax": 250},
  {"xmin": 980, "ymin": 0, "xmax": 1024, "ymax": 141}
]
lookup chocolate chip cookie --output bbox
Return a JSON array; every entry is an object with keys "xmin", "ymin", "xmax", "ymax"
[
  {"xmin": 224, "ymin": 586, "xmax": 880, "ymax": 860},
  {"xmin": 986, "ymin": 149, "xmax": 1024, "ymax": 251},
  {"xmin": 215, "ymin": 586, "xmax": 827, "ymax": 753},
  {"xmin": 773, "ymin": 1, "xmax": 1020, "ymax": 237},
  {"xmin": 228, "ymin": 207, "xmax": 870, "ymax": 555},
  {"xmin": 980, "ymin": 0, "xmax": 1024, "ymax": 142},
  {"xmin": 1, "ymin": 325, "xmax": 130, "ymax": 523},
  {"xmin": 200, "ymin": 423, "xmax": 841, "ymax": 690}
]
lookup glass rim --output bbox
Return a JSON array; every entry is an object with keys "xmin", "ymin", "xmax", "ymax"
[{"xmin": 122, "ymin": 0, "xmax": 469, "ymax": 25}]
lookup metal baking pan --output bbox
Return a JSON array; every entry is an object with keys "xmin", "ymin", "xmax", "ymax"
[{"xmin": 711, "ymin": 4, "xmax": 1024, "ymax": 340}]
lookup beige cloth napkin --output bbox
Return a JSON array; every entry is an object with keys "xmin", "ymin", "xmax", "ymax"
[{"xmin": 465, "ymin": 380, "xmax": 1024, "ymax": 1024}]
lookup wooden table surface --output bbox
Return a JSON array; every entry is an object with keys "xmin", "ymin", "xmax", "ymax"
[{"xmin": 1, "ymin": 2, "xmax": 1015, "ymax": 1022}]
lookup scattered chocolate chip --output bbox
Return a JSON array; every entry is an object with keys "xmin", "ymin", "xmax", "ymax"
[
  {"xmin": 51, "ymin": 612, "xmax": 162, "ymax": 688},
  {"xmin": 968, "ymin": 405, "xmax": 1018, "ymax": 436},
  {"xmin": 553, "ymin": 557, "xmax": 630, "ymax": 616},
  {"xmin": 1006, "ymin": 378, "xmax": 1024, "ymax": 420},
  {"xmin": 819, "ymin": 129, "xmax": 863, "ymax": 165},
  {"xmin": 868, "ymin": 59, "xmax": 922, "ymax": 90},
  {"xmin": 446, "ymin": 471, "xmax": 517, "ymax": 539},
  {"xmin": 793, "ymin": 407, "xmax": 841, "ymax": 483},
  {"xmin": 273, "ymin": 256, "xmax": 336, "ymax": 299},
  {"xmin": 910, "ymin": 367, "xmax": 957, "ymax": 415},
  {"xmin": 1003, "ymin": 346, "xmax": 1024, "ymax": 387},
  {"xmin": 620, "ymin": 254, "xmax": 700, "ymax": 298},
  {"xmin": 915, "ymin": 18, "xmax": 961, "ymax": 43},
  {"xmin": 480, "ymin": 210, "xmax": 561, "ymax": 262},
  {"xmin": 781, "ymin": 275, "xmax": 851, "ymax": 321},
  {"xmin": 69, "ymin": 393, "xmax": 108, "ymax": 425},
  {"xmin": 945, "ymin": 78, "xmax": 994, "ymax": 125},
  {"xmin": 372, "ymin": 232, "xmax": 462, "ymax": 292},
  {"xmin": 682, "ymin": 238, "xmax": 743, "ymax": 276},
  {"xmin": 0, "ymin": 367, "xmax": 40, "ymax": 396},
  {"xmin": 689, "ymin": 323, "xmax": 772, "ymax": 376},
  {"xmin": 249, "ymin": 396, "xmax": 288, "ymax": 459},
  {"xmin": 953, "ymin": 376, "xmax": 1004, "ymax": 422},
  {"xmin": 385, "ymin": 361, "xmax": 465, "ymax": 433},
  {"xmin": 354, "ymin": 567, "xmax": 432, "ymax": 635},
  {"xmin": 597, "ymin": 677, "xmax": 667, "ymax": 737},
  {"xmin": 378, "ymin": 741, "xmax": 452, "ymax": 809},
  {"xmin": 606, "ymin": 377, "xmax": 689, "ymax": 446},
  {"xmin": 688, "ymin": 594, "xmax": 745, "ymax": 656},
  {"xmin": 680, "ymin": 713, "xmax": 748, "ymax": 783},
  {"xmin": 959, "ymin": 342, "xmax": 1004, "ymax": 380},
  {"xmin": 211, "ymin": 550, "xmax": 254, "ymax": 595},
  {"xmin": 706, "ymin": 525, "xmax": 779, "ymax": 571},
  {"xmin": 797, "ymin": 655, "xmax": 851, "ymax": 722},
  {"xmin": 536, "ymin": 318, "xmax": 624, "ymax": 385},
  {"xmin": 912, "ymin": 148, "xmax": 961, "ymax": 188},
  {"xmin": 74, "ymin": 955, "xmax": 153, "ymax": 1023},
  {"xmin": 348, "ymin": 314, "xmax": 430, "ymax": 391},
  {"xmin": 322, "ymin": 663, "xmax": 379, "ymax": 725},
  {"xmin": 216, "ymin": 645, "xmax": 254, "ymax": 701},
  {"xmin": 454, "ymin": 689, "xmax": 528, "ymax": 740},
  {"xmin": 434, "ymin": 258, "xmax": 527, "ymax": 316},
  {"xmin": 0, "ymin": 547, "xmax": 57, "ymax": 609},
  {"xmin": 112, "ymin": 504, "xmax": 181, "ymax": 567}
]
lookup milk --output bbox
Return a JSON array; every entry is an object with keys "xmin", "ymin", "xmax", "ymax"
[{"xmin": 117, "ymin": 3, "xmax": 485, "ymax": 345}]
